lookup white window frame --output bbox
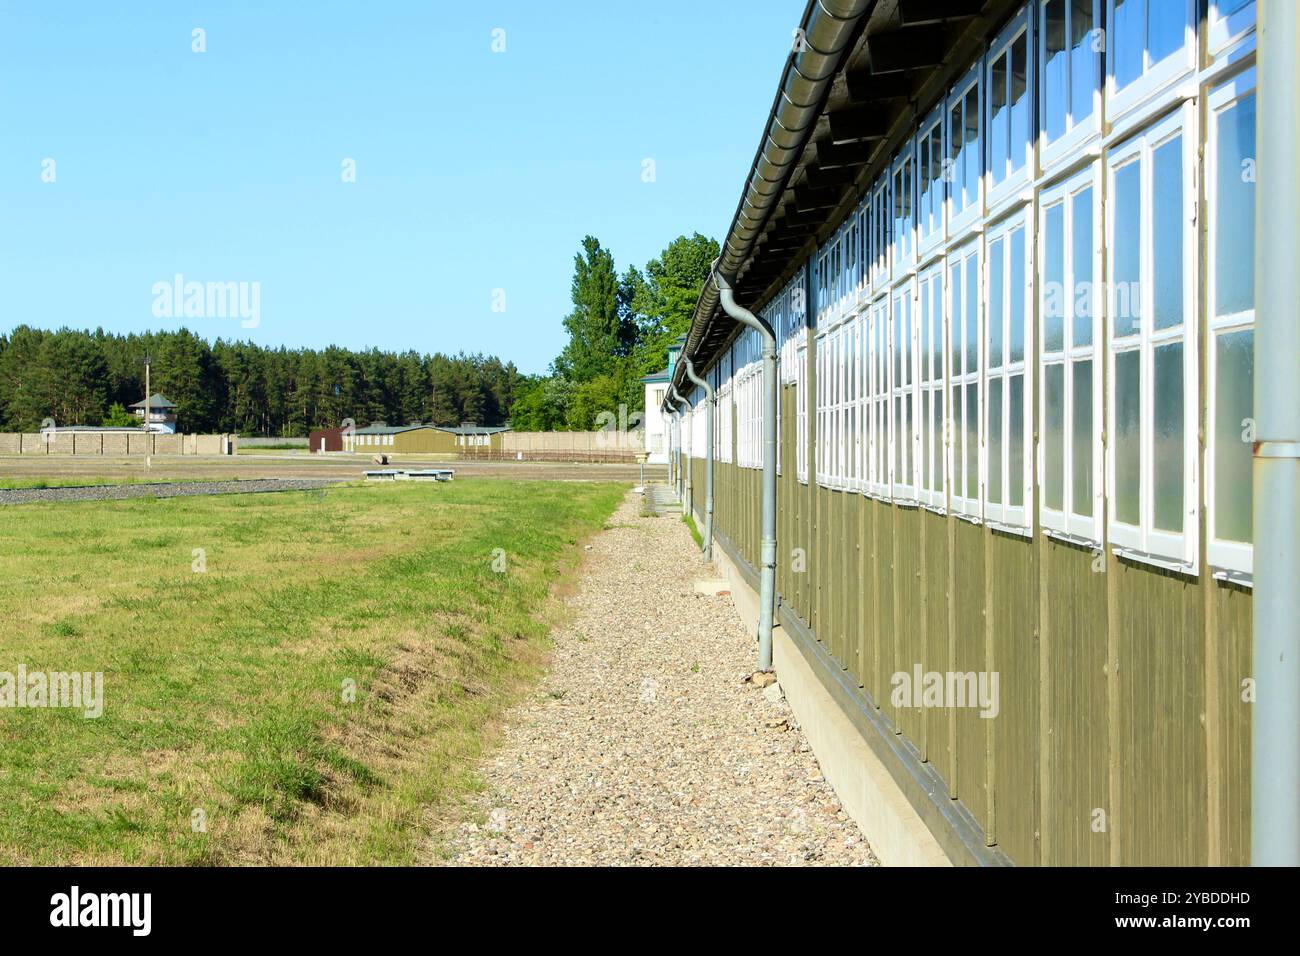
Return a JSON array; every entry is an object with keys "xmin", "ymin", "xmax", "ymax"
[
  {"xmin": 917, "ymin": 262, "xmax": 947, "ymax": 510},
  {"xmin": 983, "ymin": 207, "xmax": 1034, "ymax": 531},
  {"xmin": 1205, "ymin": 68, "xmax": 1256, "ymax": 576},
  {"xmin": 946, "ymin": 61, "xmax": 983, "ymax": 239},
  {"xmin": 1104, "ymin": 102, "xmax": 1198, "ymax": 569},
  {"xmin": 1208, "ymin": 0, "xmax": 1255, "ymax": 61},
  {"xmin": 947, "ymin": 239, "xmax": 983, "ymax": 519},
  {"xmin": 985, "ymin": 5, "xmax": 1035, "ymax": 213},
  {"xmin": 796, "ymin": 340, "xmax": 809, "ymax": 483},
  {"xmin": 889, "ymin": 279, "xmax": 918, "ymax": 502},
  {"xmin": 1038, "ymin": 0, "xmax": 1103, "ymax": 173},
  {"xmin": 1104, "ymin": 0, "xmax": 1197, "ymax": 127},
  {"xmin": 815, "ymin": 326, "xmax": 829, "ymax": 485},
  {"xmin": 1038, "ymin": 162, "xmax": 1104, "ymax": 542},
  {"xmin": 916, "ymin": 105, "xmax": 947, "ymax": 262},
  {"xmin": 890, "ymin": 142, "xmax": 917, "ymax": 282},
  {"xmin": 867, "ymin": 295, "xmax": 891, "ymax": 498}
]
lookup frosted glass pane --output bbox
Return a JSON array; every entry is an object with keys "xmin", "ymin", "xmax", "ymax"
[
  {"xmin": 1070, "ymin": 0, "xmax": 1096, "ymax": 125},
  {"xmin": 1215, "ymin": 330, "xmax": 1254, "ymax": 543},
  {"xmin": 931, "ymin": 279, "xmax": 943, "ymax": 379},
  {"xmin": 932, "ymin": 391, "xmax": 943, "ymax": 493},
  {"xmin": 895, "ymin": 397, "xmax": 903, "ymax": 476},
  {"xmin": 1153, "ymin": 136, "xmax": 1184, "ymax": 331},
  {"xmin": 1044, "ymin": 204, "xmax": 1066, "ymax": 352},
  {"xmin": 1044, "ymin": 0, "xmax": 1068, "ymax": 142},
  {"xmin": 1009, "ymin": 374, "xmax": 1024, "ymax": 507},
  {"xmin": 1113, "ymin": 162, "xmax": 1142, "ymax": 337},
  {"xmin": 1214, "ymin": 93, "xmax": 1256, "ymax": 318},
  {"xmin": 1113, "ymin": 0, "xmax": 1144, "ymax": 90},
  {"xmin": 1045, "ymin": 364, "xmax": 1065, "ymax": 511},
  {"xmin": 950, "ymin": 265, "xmax": 963, "ymax": 373},
  {"xmin": 952, "ymin": 383, "xmax": 962, "ymax": 490},
  {"xmin": 965, "ymin": 257, "xmax": 979, "ymax": 372},
  {"xmin": 988, "ymin": 377, "xmax": 1003, "ymax": 505},
  {"xmin": 1115, "ymin": 350, "xmax": 1141, "ymax": 525},
  {"xmin": 1010, "ymin": 227, "xmax": 1025, "ymax": 363},
  {"xmin": 1010, "ymin": 35, "xmax": 1029, "ymax": 173},
  {"xmin": 989, "ymin": 239, "xmax": 1005, "ymax": 367},
  {"xmin": 1072, "ymin": 360, "xmax": 1094, "ymax": 517},
  {"xmin": 991, "ymin": 51, "xmax": 1009, "ymax": 183},
  {"xmin": 965, "ymin": 382, "xmax": 978, "ymax": 499},
  {"xmin": 1148, "ymin": 0, "xmax": 1185, "ymax": 66},
  {"xmin": 1153, "ymin": 343, "xmax": 1184, "ymax": 533},
  {"xmin": 950, "ymin": 101, "xmax": 965, "ymax": 211},
  {"xmin": 964, "ymin": 88, "xmax": 980, "ymax": 205},
  {"xmin": 904, "ymin": 393, "xmax": 913, "ymax": 477},
  {"xmin": 1072, "ymin": 187, "xmax": 1094, "ymax": 346}
]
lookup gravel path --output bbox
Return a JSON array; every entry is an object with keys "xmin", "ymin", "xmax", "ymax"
[
  {"xmin": 437, "ymin": 488, "xmax": 877, "ymax": 867},
  {"xmin": 0, "ymin": 477, "xmax": 344, "ymax": 506}
]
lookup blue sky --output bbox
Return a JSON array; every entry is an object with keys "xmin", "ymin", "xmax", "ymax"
[{"xmin": 0, "ymin": 1, "xmax": 797, "ymax": 375}]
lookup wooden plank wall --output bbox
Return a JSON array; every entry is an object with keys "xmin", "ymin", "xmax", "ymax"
[{"xmin": 686, "ymin": 377, "xmax": 1252, "ymax": 867}]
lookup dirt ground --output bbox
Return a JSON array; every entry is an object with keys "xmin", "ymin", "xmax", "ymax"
[{"xmin": 0, "ymin": 453, "xmax": 658, "ymax": 484}]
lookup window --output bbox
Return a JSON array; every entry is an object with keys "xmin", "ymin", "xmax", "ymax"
[
  {"xmin": 890, "ymin": 281, "xmax": 917, "ymax": 500},
  {"xmin": 986, "ymin": 7, "xmax": 1033, "ymax": 209},
  {"xmin": 716, "ymin": 352, "xmax": 733, "ymax": 465},
  {"xmin": 843, "ymin": 219, "xmax": 862, "ymax": 314},
  {"xmin": 816, "ymin": 328, "xmax": 829, "ymax": 484},
  {"xmin": 856, "ymin": 196, "xmax": 873, "ymax": 304},
  {"xmin": 1106, "ymin": 0, "xmax": 1195, "ymax": 124},
  {"xmin": 796, "ymin": 341, "xmax": 809, "ymax": 483},
  {"xmin": 867, "ymin": 296, "xmax": 890, "ymax": 497},
  {"xmin": 1105, "ymin": 104, "xmax": 1197, "ymax": 568},
  {"xmin": 871, "ymin": 177, "xmax": 891, "ymax": 287},
  {"xmin": 891, "ymin": 144, "xmax": 916, "ymax": 279},
  {"xmin": 1206, "ymin": 69, "xmax": 1256, "ymax": 576},
  {"xmin": 946, "ymin": 64, "xmax": 982, "ymax": 236},
  {"xmin": 917, "ymin": 264, "xmax": 946, "ymax": 509},
  {"xmin": 948, "ymin": 241, "xmax": 981, "ymax": 518},
  {"xmin": 1209, "ymin": 0, "xmax": 1255, "ymax": 58},
  {"xmin": 1040, "ymin": 164, "xmax": 1103, "ymax": 541},
  {"xmin": 917, "ymin": 107, "xmax": 946, "ymax": 258},
  {"xmin": 841, "ymin": 320, "xmax": 852, "ymax": 486},
  {"xmin": 1039, "ymin": 0, "xmax": 1102, "ymax": 169},
  {"xmin": 984, "ymin": 210, "xmax": 1033, "ymax": 530},
  {"xmin": 852, "ymin": 312, "xmax": 867, "ymax": 491}
]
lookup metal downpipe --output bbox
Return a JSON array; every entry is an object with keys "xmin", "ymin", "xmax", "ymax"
[
  {"xmin": 1253, "ymin": 0, "xmax": 1300, "ymax": 867},
  {"xmin": 682, "ymin": 355, "xmax": 715, "ymax": 562},
  {"xmin": 713, "ymin": 265, "xmax": 778, "ymax": 672},
  {"xmin": 669, "ymin": 386, "xmax": 691, "ymax": 513}
]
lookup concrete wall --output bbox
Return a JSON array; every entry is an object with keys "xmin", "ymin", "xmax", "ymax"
[{"xmin": 0, "ymin": 433, "xmax": 234, "ymax": 456}]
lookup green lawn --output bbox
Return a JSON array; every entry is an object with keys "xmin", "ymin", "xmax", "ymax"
[{"xmin": 0, "ymin": 479, "xmax": 624, "ymax": 865}]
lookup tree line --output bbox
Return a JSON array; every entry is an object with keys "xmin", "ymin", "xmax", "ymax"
[
  {"xmin": 0, "ymin": 232, "xmax": 717, "ymax": 435},
  {"xmin": 0, "ymin": 326, "xmax": 524, "ymax": 435}
]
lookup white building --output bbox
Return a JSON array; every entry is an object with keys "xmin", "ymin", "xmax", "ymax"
[{"xmin": 640, "ymin": 335, "xmax": 684, "ymax": 464}]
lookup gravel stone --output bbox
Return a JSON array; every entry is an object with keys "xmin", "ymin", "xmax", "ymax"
[
  {"xmin": 0, "ymin": 477, "xmax": 343, "ymax": 506},
  {"xmin": 439, "ymin": 488, "xmax": 878, "ymax": 867}
]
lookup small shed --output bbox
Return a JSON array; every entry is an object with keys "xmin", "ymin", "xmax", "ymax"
[{"xmin": 308, "ymin": 427, "xmax": 344, "ymax": 453}]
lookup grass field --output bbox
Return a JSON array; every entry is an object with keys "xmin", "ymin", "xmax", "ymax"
[{"xmin": 0, "ymin": 479, "xmax": 625, "ymax": 865}]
